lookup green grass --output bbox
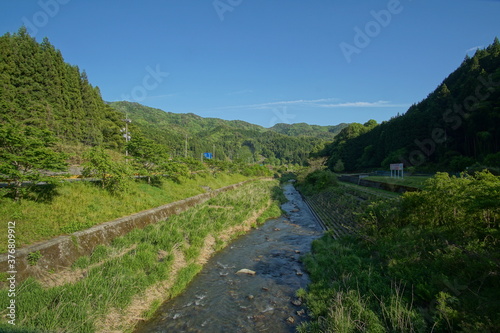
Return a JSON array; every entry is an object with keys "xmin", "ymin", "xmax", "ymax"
[
  {"xmin": 0, "ymin": 180, "xmax": 283, "ymax": 333},
  {"xmin": 298, "ymin": 172, "xmax": 500, "ymax": 332},
  {"xmin": 339, "ymin": 182, "xmax": 401, "ymax": 199},
  {"xmin": 364, "ymin": 175, "xmax": 431, "ymax": 189},
  {"xmin": 0, "ymin": 173, "xmax": 251, "ymax": 250}
]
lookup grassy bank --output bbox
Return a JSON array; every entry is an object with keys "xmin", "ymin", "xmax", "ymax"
[
  {"xmin": 0, "ymin": 173, "xmax": 251, "ymax": 250},
  {"xmin": 364, "ymin": 175, "xmax": 430, "ymax": 189},
  {"xmin": 0, "ymin": 179, "xmax": 284, "ymax": 332},
  {"xmin": 298, "ymin": 171, "xmax": 500, "ymax": 332}
]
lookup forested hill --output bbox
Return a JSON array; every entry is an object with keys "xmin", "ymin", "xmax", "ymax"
[
  {"xmin": 0, "ymin": 27, "xmax": 345, "ymax": 166},
  {"xmin": 269, "ymin": 122, "xmax": 348, "ymax": 140},
  {"xmin": 110, "ymin": 101, "xmax": 333, "ymax": 165},
  {"xmin": 0, "ymin": 27, "xmax": 124, "ymax": 149},
  {"xmin": 323, "ymin": 38, "xmax": 500, "ymax": 173}
]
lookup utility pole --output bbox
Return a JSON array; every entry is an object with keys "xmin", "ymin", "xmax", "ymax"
[
  {"xmin": 121, "ymin": 114, "xmax": 132, "ymax": 158},
  {"xmin": 185, "ymin": 134, "xmax": 188, "ymax": 158},
  {"xmin": 213, "ymin": 144, "xmax": 215, "ymax": 160}
]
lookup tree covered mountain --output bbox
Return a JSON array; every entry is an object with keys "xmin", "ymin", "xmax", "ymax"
[
  {"xmin": 0, "ymin": 27, "xmax": 344, "ymax": 167},
  {"xmin": 322, "ymin": 38, "xmax": 500, "ymax": 173},
  {"xmin": 269, "ymin": 122, "xmax": 348, "ymax": 140},
  {"xmin": 0, "ymin": 27, "xmax": 125, "ymax": 150},
  {"xmin": 109, "ymin": 101, "xmax": 334, "ymax": 165}
]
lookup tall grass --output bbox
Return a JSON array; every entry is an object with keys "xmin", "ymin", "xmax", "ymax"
[
  {"xmin": 0, "ymin": 180, "xmax": 282, "ymax": 333},
  {"xmin": 0, "ymin": 173, "xmax": 250, "ymax": 250},
  {"xmin": 298, "ymin": 171, "xmax": 500, "ymax": 332},
  {"xmin": 364, "ymin": 175, "xmax": 430, "ymax": 189}
]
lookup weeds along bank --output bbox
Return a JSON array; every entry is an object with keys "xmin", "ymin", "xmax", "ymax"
[
  {"xmin": 296, "ymin": 170, "xmax": 500, "ymax": 332},
  {"xmin": 0, "ymin": 173, "xmax": 252, "ymax": 249},
  {"xmin": 0, "ymin": 179, "xmax": 284, "ymax": 332}
]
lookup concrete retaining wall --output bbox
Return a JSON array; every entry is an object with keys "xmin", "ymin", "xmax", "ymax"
[
  {"xmin": 338, "ymin": 175, "xmax": 419, "ymax": 194},
  {"xmin": 0, "ymin": 179, "xmax": 259, "ymax": 284}
]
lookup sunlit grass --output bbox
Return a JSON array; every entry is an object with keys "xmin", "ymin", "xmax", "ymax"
[
  {"xmin": 364, "ymin": 175, "xmax": 430, "ymax": 189},
  {"xmin": 0, "ymin": 180, "xmax": 282, "ymax": 333},
  {"xmin": 0, "ymin": 173, "xmax": 250, "ymax": 250}
]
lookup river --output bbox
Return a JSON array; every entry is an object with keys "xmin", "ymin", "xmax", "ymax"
[{"xmin": 134, "ymin": 183, "xmax": 324, "ymax": 333}]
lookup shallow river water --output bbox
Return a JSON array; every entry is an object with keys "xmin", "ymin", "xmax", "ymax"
[{"xmin": 134, "ymin": 183, "xmax": 324, "ymax": 333}]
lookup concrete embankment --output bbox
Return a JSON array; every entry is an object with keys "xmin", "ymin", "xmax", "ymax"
[
  {"xmin": 338, "ymin": 175, "xmax": 419, "ymax": 194},
  {"xmin": 0, "ymin": 179, "xmax": 264, "ymax": 284}
]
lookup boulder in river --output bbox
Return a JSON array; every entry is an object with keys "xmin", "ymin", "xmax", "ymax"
[{"xmin": 236, "ymin": 269, "xmax": 256, "ymax": 276}]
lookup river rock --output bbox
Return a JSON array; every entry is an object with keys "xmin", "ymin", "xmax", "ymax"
[
  {"xmin": 236, "ymin": 269, "xmax": 256, "ymax": 276},
  {"xmin": 286, "ymin": 316, "xmax": 295, "ymax": 324}
]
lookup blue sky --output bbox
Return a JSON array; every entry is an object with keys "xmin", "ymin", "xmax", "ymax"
[{"xmin": 1, "ymin": 0, "xmax": 499, "ymax": 128}]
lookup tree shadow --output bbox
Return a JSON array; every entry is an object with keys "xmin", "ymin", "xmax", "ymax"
[
  {"xmin": 1, "ymin": 183, "xmax": 61, "ymax": 203},
  {"xmin": 136, "ymin": 176, "xmax": 164, "ymax": 188},
  {"xmin": 27, "ymin": 183, "xmax": 60, "ymax": 203}
]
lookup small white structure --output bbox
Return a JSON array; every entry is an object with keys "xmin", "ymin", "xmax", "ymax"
[{"xmin": 390, "ymin": 163, "xmax": 404, "ymax": 179}]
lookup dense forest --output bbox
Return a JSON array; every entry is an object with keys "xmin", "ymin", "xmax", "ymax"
[
  {"xmin": 4, "ymin": 27, "xmax": 498, "ymax": 174},
  {"xmin": 110, "ymin": 101, "xmax": 337, "ymax": 165},
  {"xmin": 0, "ymin": 27, "xmax": 342, "ymax": 169},
  {"xmin": 322, "ymin": 38, "xmax": 500, "ymax": 173},
  {"xmin": 0, "ymin": 27, "xmax": 125, "ymax": 150}
]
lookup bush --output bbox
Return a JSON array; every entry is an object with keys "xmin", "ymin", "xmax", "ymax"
[
  {"xmin": 301, "ymin": 171, "xmax": 500, "ymax": 332},
  {"xmin": 82, "ymin": 146, "xmax": 133, "ymax": 194},
  {"xmin": 298, "ymin": 169, "xmax": 338, "ymax": 196}
]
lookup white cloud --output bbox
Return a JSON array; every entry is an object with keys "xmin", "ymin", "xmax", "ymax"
[
  {"xmin": 465, "ymin": 46, "xmax": 482, "ymax": 54},
  {"xmin": 214, "ymin": 98, "xmax": 339, "ymax": 110},
  {"xmin": 318, "ymin": 100, "xmax": 407, "ymax": 108},
  {"xmin": 212, "ymin": 98, "xmax": 409, "ymax": 111}
]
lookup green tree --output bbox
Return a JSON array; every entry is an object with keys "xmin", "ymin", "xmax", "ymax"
[
  {"xmin": 127, "ymin": 134, "xmax": 169, "ymax": 184},
  {"xmin": 0, "ymin": 122, "xmax": 67, "ymax": 201},
  {"xmin": 160, "ymin": 161, "xmax": 190, "ymax": 183},
  {"xmin": 333, "ymin": 159, "xmax": 345, "ymax": 173},
  {"xmin": 82, "ymin": 146, "xmax": 132, "ymax": 194}
]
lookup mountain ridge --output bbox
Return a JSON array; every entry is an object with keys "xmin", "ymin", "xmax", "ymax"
[
  {"xmin": 109, "ymin": 101, "xmax": 341, "ymax": 165},
  {"xmin": 322, "ymin": 38, "xmax": 500, "ymax": 173}
]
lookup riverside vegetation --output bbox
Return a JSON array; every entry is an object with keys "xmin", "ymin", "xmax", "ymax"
[
  {"xmin": 294, "ymin": 169, "xmax": 500, "ymax": 332},
  {"xmin": 0, "ymin": 179, "xmax": 285, "ymax": 332},
  {"xmin": 1, "ymin": 26, "xmax": 499, "ymax": 333}
]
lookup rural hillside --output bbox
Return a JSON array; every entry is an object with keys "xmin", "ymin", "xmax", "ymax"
[
  {"xmin": 0, "ymin": 8, "xmax": 498, "ymax": 333},
  {"xmin": 0, "ymin": 27, "xmax": 347, "ymax": 168},
  {"xmin": 322, "ymin": 38, "xmax": 500, "ymax": 173},
  {"xmin": 110, "ymin": 101, "xmax": 346, "ymax": 165}
]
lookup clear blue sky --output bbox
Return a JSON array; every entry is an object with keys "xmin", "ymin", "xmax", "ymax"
[{"xmin": 1, "ymin": 0, "xmax": 499, "ymax": 128}]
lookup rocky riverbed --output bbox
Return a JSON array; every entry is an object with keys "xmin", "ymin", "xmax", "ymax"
[{"xmin": 134, "ymin": 183, "xmax": 324, "ymax": 333}]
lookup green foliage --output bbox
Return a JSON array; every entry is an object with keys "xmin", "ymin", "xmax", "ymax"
[
  {"xmin": 322, "ymin": 39, "xmax": 500, "ymax": 172},
  {"xmin": 240, "ymin": 164, "xmax": 272, "ymax": 177},
  {"xmin": 27, "ymin": 251, "xmax": 42, "ymax": 266},
  {"xmin": 333, "ymin": 159, "xmax": 345, "ymax": 172},
  {"xmin": 270, "ymin": 122, "xmax": 348, "ymax": 139},
  {"xmin": 297, "ymin": 169, "xmax": 338, "ymax": 196},
  {"xmin": 0, "ymin": 29, "xmax": 124, "ymax": 148},
  {"xmin": 0, "ymin": 121, "xmax": 67, "ymax": 201},
  {"xmin": 82, "ymin": 146, "xmax": 133, "ymax": 194},
  {"xmin": 0, "ymin": 180, "xmax": 281, "ymax": 332},
  {"xmin": 109, "ymin": 101, "xmax": 336, "ymax": 166},
  {"xmin": 0, "ymin": 173, "xmax": 250, "ymax": 250},
  {"xmin": 301, "ymin": 171, "xmax": 500, "ymax": 332}
]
